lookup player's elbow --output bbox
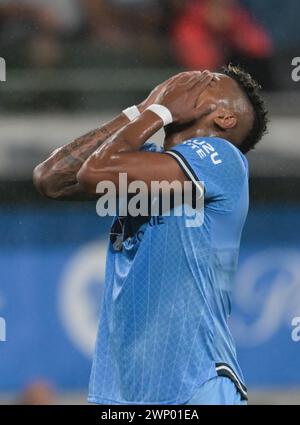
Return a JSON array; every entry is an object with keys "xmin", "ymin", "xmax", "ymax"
[
  {"xmin": 77, "ymin": 165, "xmax": 97, "ymax": 195},
  {"xmin": 33, "ymin": 163, "xmax": 50, "ymax": 196},
  {"xmin": 77, "ymin": 161, "xmax": 120, "ymax": 196},
  {"xmin": 33, "ymin": 164, "xmax": 62, "ymax": 199}
]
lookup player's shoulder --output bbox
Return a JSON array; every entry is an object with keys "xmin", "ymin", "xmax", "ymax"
[{"xmin": 170, "ymin": 136, "xmax": 248, "ymax": 171}]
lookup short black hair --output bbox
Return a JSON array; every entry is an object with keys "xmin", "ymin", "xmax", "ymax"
[{"xmin": 221, "ymin": 64, "xmax": 269, "ymax": 153}]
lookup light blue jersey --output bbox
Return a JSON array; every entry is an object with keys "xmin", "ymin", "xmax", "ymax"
[{"xmin": 88, "ymin": 137, "xmax": 249, "ymax": 405}]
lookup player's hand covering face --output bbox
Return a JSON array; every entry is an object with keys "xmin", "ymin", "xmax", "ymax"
[
  {"xmin": 156, "ymin": 71, "xmax": 216, "ymax": 125},
  {"xmin": 76, "ymin": 71, "xmax": 220, "ymax": 195},
  {"xmin": 139, "ymin": 71, "xmax": 218, "ymax": 122}
]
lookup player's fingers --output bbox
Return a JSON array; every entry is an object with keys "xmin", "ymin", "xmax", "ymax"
[
  {"xmin": 207, "ymin": 73, "xmax": 220, "ymax": 88},
  {"xmin": 194, "ymin": 70, "xmax": 214, "ymax": 86},
  {"xmin": 187, "ymin": 71, "xmax": 212, "ymax": 92},
  {"xmin": 186, "ymin": 72, "xmax": 204, "ymax": 89},
  {"xmin": 175, "ymin": 74, "xmax": 195, "ymax": 87},
  {"xmin": 190, "ymin": 72, "xmax": 214, "ymax": 100},
  {"xmin": 171, "ymin": 72, "xmax": 203, "ymax": 93},
  {"xmin": 201, "ymin": 105, "xmax": 216, "ymax": 118},
  {"xmin": 173, "ymin": 71, "xmax": 202, "ymax": 87},
  {"xmin": 190, "ymin": 102, "xmax": 217, "ymax": 121}
]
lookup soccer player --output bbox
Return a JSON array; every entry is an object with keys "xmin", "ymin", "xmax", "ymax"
[{"xmin": 33, "ymin": 65, "xmax": 268, "ymax": 405}]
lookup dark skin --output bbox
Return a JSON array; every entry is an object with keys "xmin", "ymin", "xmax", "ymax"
[
  {"xmin": 33, "ymin": 75, "xmax": 177, "ymax": 200},
  {"xmin": 33, "ymin": 70, "xmax": 254, "ymax": 199}
]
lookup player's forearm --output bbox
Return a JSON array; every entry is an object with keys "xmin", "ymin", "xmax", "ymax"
[
  {"xmin": 77, "ymin": 111, "xmax": 163, "ymax": 194},
  {"xmin": 33, "ymin": 113, "xmax": 130, "ymax": 200}
]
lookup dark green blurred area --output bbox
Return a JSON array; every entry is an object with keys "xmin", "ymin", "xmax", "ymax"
[
  {"xmin": 1, "ymin": 0, "xmax": 300, "ymax": 203},
  {"xmin": 1, "ymin": 0, "xmax": 300, "ymax": 112}
]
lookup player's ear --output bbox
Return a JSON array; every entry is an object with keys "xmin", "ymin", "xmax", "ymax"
[{"xmin": 213, "ymin": 108, "xmax": 237, "ymax": 130}]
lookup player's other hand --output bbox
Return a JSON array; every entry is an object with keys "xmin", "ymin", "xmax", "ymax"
[
  {"xmin": 137, "ymin": 72, "xmax": 194, "ymax": 112},
  {"xmin": 138, "ymin": 76, "xmax": 175, "ymax": 113},
  {"xmin": 156, "ymin": 71, "xmax": 215, "ymax": 125}
]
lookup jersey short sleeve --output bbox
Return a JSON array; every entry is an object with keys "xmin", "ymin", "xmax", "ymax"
[{"xmin": 165, "ymin": 137, "xmax": 248, "ymax": 213}]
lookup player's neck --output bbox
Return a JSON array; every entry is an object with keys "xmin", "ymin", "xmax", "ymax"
[
  {"xmin": 164, "ymin": 125, "xmax": 218, "ymax": 150},
  {"xmin": 164, "ymin": 125, "xmax": 241, "ymax": 150}
]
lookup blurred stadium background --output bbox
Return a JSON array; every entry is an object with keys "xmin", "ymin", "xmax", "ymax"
[{"xmin": 0, "ymin": 0, "xmax": 300, "ymax": 405}]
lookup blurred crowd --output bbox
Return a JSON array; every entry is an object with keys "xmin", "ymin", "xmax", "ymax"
[{"xmin": 0, "ymin": 0, "xmax": 276, "ymax": 88}]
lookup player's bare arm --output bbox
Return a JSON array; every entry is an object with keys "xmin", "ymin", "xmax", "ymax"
[
  {"xmin": 32, "ymin": 75, "xmax": 177, "ymax": 200},
  {"xmin": 77, "ymin": 71, "xmax": 215, "ymax": 194},
  {"xmin": 33, "ymin": 114, "xmax": 131, "ymax": 200}
]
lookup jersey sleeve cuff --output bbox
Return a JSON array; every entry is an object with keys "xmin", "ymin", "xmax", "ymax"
[{"xmin": 165, "ymin": 150, "xmax": 204, "ymax": 198}]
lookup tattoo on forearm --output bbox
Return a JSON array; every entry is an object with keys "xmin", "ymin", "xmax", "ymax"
[
  {"xmin": 52, "ymin": 126, "xmax": 112, "ymax": 171},
  {"xmin": 36, "ymin": 115, "xmax": 127, "ymax": 200}
]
